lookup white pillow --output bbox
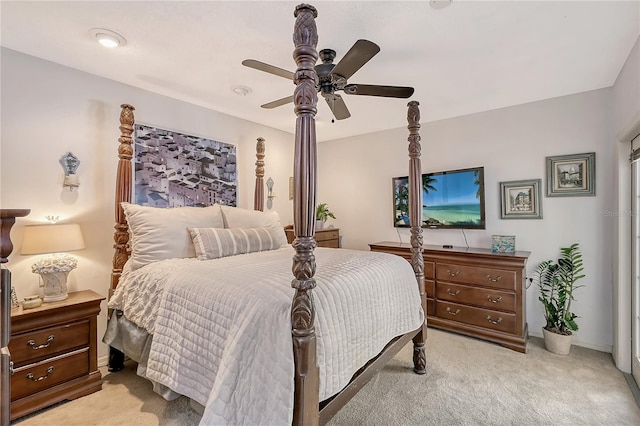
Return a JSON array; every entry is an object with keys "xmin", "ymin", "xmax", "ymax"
[
  {"xmin": 122, "ymin": 202, "xmax": 224, "ymax": 270},
  {"xmin": 220, "ymin": 205, "xmax": 288, "ymax": 247},
  {"xmin": 189, "ymin": 227, "xmax": 282, "ymax": 260}
]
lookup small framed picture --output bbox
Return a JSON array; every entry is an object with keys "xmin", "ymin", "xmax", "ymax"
[
  {"xmin": 546, "ymin": 152, "xmax": 595, "ymax": 197},
  {"xmin": 500, "ymin": 179, "xmax": 543, "ymax": 219}
]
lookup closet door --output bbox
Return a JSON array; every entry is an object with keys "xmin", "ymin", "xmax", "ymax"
[{"xmin": 631, "ymin": 134, "xmax": 640, "ymax": 386}]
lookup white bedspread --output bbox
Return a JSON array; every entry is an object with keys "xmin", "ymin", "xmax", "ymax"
[{"xmin": 109, "ymin": 246, "xmax": 423, "ymax": 425}]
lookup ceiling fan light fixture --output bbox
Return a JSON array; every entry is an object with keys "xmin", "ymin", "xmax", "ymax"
[
  {"xmin": 232, "ymin": 85, "xmax": 252, "ymax": 96},
  {"xmin": 89, "ymin": 28, "xmax": 127, "ymax": 48}
]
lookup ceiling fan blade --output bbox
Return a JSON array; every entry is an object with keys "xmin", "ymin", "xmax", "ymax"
[
  {"xmin": 261, "ymin": 95, "xmax": 294, "ymax": 109},
  {"xmin": 343, "ymin": 84, "xmax": 414, "ymax": 98},
  {"xmin": 242, "ymin": 59, "xmax": 294, "ymax": 80},
  {"xmin": 330, "ymin": 39, "xmax": 380, "ymax": 80},
  {"xmin": 324, "ymin": 93, "xmax": 351, "ymax": 120}
]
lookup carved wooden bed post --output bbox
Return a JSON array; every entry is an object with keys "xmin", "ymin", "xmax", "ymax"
[
  {"xmin": 407, "ymin": 101, "xmax": 427, "ymax": 374},
  {"xmin": 254, "ymin": 137, "xmax": 265, "ymax": 211},
  {"xmin": 291, "ymin": 3, "xmax": 320, "ymax": 426},
  {"xmin": 108, "ymin": 103, "xmax": 135, "ymax": 372}
]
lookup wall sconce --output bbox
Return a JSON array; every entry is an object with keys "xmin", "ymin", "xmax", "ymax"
[
  {"xmin": 21, "ymin": 223, "xmax": 85, "ymax": 302},
  {"xmin": 266, "ymin": 177, "xmax": 276, "ymax": 200},
  {"xmin": 60, "ymin": 152, "xmax": 80, "ymax": 190}
]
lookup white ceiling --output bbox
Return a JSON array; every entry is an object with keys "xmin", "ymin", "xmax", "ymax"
[{"xmin": 1, "ymin": 1, "xmax": 639, "ymax": 142}]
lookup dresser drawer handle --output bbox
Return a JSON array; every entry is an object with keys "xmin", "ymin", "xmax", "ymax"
[
  {"xmin": 486, "ymin": 295, "xmax": 503, "ymax": 303},
  {"xmin": 446, "ymin": 270, "xmax": 461, "ymax": 277},
  {"xmin": 446, "ymin": 289, "xmax": 461, "ymax": 296},
  {"xmin": 26, "ymin": 366, "xmax": 54, "ymax": 382},
  {"xmin": 27, "ymin": 335, "xmax": 55, "ymax": 350},
  {"xmin": 446, "ymin": 307, "xmax": 461, "ymax": 316},
  {"xmin": 486, "ymin": 274, "xmax": 502, "ymax": 282},
  {"xmin": 486, "ymin": 315, "xmax": 503, "ymax": 325}
]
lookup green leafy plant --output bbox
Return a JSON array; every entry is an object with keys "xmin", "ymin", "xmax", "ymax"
[
  {"xmin": 315, "ymin": 203, "xmax": 336, "ymax": 222},
  {"xmin": 533, "ymin": 243, "xmax": 585, "ymax": 335}
]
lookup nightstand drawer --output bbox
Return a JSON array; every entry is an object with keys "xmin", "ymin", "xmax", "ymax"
[
  {"xmin": 315, "ymin": 229, "xmax": 339, "ymax": 242},
  {"xmin": 11, "ymin": 348, "xmax": 90, "ymax": 400},
  {"xmin": 9, "ymin": 320, "xmax": 89, "ymax": 366}
]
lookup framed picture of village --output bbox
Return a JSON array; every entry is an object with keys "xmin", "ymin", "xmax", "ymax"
[
  {"xmin": 500, "ymin": 179, "xmax": 542, "ymax": 219},
  {"xmin": 546, "ymin": 152, "xmax": 596, "ymax": 197},
  {"xmin": 133, "ymin": 124, "xmax": 237, "ymax": 207}
]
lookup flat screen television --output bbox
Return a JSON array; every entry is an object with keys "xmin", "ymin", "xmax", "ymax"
[{"xmin": 393, "ymin": 166, "xmax": 486, "ymax": 229}]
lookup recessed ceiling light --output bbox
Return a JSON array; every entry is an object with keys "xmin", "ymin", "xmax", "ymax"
[
  {"xmin": 89, "ymin": 28, "xmax": 127, "ymax": 48},
  {"xmin": 430, "ymin": 0, "xmax": 452, "ymax": 9},
  {"xmin": 231, "ymin": 85, "xmax": 252, "ymax": 96}
]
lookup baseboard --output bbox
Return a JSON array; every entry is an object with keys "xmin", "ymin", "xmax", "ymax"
[
  {"xmin": 528, "ymin": 330, "xmax": 613, "ymax": 353},
  {"xmin": 98, "ymin": 355, "xmax": 109, "ymax": 368},
  {"xmin": 624, "ymin": 374, "xmax": 640, "ymax": 408}
]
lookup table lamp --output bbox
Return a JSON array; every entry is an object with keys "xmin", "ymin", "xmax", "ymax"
[{"xmin": 20, "ymin": 223, "xmax": 85, "ymax": 302}]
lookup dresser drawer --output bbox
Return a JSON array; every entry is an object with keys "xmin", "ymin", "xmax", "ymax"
[
  {"xmin": 317, "ymin": 239, "xmax": 339, "ymax": 248},
  {"xmin": 11, "ymin": 348, "xmax": 90, "ymax": 400},
  {"xmin": 425, "ymin": 279, "xmax": 434, "ymax": 299},
  {"xmin": 436, "ymin": 301, "xmax": 516, "ymax": 334},
  {"xmin": 9, "ymin": 320, "xmax": 89, "ymax": 366},
  {"xmin": 435, "ymin": 283, "xmax": 516, "ymax": 312},
  {"xmin": 436, "ymin": 263, "xmax": 516, "ymax": 290}
]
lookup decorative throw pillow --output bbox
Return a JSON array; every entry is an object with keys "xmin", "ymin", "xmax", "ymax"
[
  {"xmin": 188, "ymin": 227, "xmax": 282, "ymax": 260},
  {"xmin": 220, "ymin": 205, "xmax": 288, "ymax": 247},
  {"xmin": 122, "ymin": 202, "xmax": 224, "ymax": 270}
]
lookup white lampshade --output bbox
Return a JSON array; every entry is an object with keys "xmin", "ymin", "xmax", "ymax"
[{"xmin": 21, "ymin": 223, "xmax": 85, "ymax": 255}]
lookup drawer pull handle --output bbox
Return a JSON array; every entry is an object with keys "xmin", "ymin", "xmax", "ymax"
[
  {"xmin": 27, "ymin": 335, "xmax": 55, "ymax": 350},
  {"xmin": 9, "ymin": 361, "xmax": 14, "ymax": 376},
  {"xmin": 446, "ymin": 289, "xmax": 461, "ymax": 296},
  {"xmin": 486, "ymin": 295, "xmax": 503, "ymax": 303},
  {"xmin": 446, "ymin": 270, "xmax": 461, "ymax": 277},
  {"xmin": 486, "ymin": 274, "xmax": 502, "ymax": 282},
  {"xmin": 446, "ymin": 307, "xmax": 461, "ymax": 316},
  {"xmin": 486, "ymin": 315, "xmax": 503, "ymax": 325},
  {"xmin": 26, "ymin": 366, "xmax": 54, "ymax": 382}
]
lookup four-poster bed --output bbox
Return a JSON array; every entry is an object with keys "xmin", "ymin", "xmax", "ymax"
[{"xmin": 106, "ymin": 4, "xmax": 426, "ymax": 425}]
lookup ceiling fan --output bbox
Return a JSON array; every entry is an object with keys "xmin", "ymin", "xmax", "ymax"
[{"xmin": 242, "ymin": 39, "xmax": 414, "ymax": 120}]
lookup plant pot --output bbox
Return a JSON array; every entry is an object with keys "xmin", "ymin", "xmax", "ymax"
[
  {"xmin": 542, "ymin": 327, "xmax": 572, "ymax": 355},
  {"xmin": 316, "ymin": 220, "xmax": 324, "ymax": 230}
]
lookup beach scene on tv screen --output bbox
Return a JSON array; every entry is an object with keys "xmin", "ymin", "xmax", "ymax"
[{"xmin": 394, "ymin": 169, "xmax": 483, "ymax": 227}]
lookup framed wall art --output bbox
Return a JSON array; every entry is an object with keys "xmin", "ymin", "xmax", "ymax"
[
  {"xmin": 133, "ymin": 124, "xmax": 237, "ymax": 207},
  {"xmin": 546, "ymin": 152, "xmax": 595, "ymax": 197},
  {"xmin": 500, "ymin": 179, "xmax": 542, "ymax": 219}
]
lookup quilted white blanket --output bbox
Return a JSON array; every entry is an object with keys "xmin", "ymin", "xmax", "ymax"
[{"xmin": 109, "ymin": 246, "xmax": 423, "ymax": 425}]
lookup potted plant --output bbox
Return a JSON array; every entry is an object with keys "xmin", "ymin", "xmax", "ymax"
[
  {"xmin": 532, "ymin": 242, "xmax": 585, "ymax": 355},
  {"xmin": 315, "ymin": 203, "xmax": 336, "ymax": 230}
]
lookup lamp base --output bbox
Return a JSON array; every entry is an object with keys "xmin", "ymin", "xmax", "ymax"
[
  {"xmin": 39, "ymin": 271, "xmax": 69, "ymax": 303},
  {"xmin": 43, "ymin": 293, "xmax": 68, "ymax": 303}
]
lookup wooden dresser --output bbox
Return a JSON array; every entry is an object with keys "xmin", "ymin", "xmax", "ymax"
[
  {"xmin": 285, "ymin": 227, "xmax": 340, "ymax": 248},
  {"xmin": 369, "ymin": 242, "xmax": 530, "ymax": 352},
  {"xmin": 9, "ymin": 290, "xmax": 105, "ymax": 420}
]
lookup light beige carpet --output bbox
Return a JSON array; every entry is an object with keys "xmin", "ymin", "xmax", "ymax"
[{"xmin": 12, "ymin": 329, "xmax": 640, "ymax": 425}]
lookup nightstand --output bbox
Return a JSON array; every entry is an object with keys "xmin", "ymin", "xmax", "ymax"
[
  {"xmin": 8, "ymin": 290, "xmax": 105, "ymax": 420},
  {"xmin": 284, "ymin": 227, "xmax": 340, "ymax": 248}
]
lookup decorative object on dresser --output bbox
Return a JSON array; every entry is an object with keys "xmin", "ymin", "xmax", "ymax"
[
  {"xmin": 285, "ymin": 225, "xmax": 340, "ymax": 248},
  {"xmin": 491, "ymin": 235, "xmax": 516, "ymax": 253},
  {"xmin": 315, "ymin": 202, "xmax": 336, "ymax": 230},
  {"xmin": 532, "ymin": 242, "xmax": 585, "ymax": 355},
  {"xmin": 8, "ymin": 290, "xmax": 104, "ymax": 421},
  {"xmin": 20, "ymin": 223, "xmax": 85, "ymax": 302},
  {"xmin": 1, "ymin": 208, "xmax": 31, "ymax": 426},
  {"xmin": 499, "ymin": 179, "xmax": 543, "ymax": 219},
  {"xmin": 546, "ymin": 152, "xmax": 596, "ymax": 197},
  {"xmin": 369, "ymin": 242, "xmax": 530, "ymax": 352}
]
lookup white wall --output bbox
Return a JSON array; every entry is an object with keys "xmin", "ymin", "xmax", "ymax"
[
  {"xmin": 0, "ymin": 48, "xmax": 295, "ymax": 363},
  {"xmin": 318, "ymin": 88, "xmax": 615, "ymax": 352},
  {"xmin": 613, "ymin": 35, "xmax": 640, "ymax": 372}
]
